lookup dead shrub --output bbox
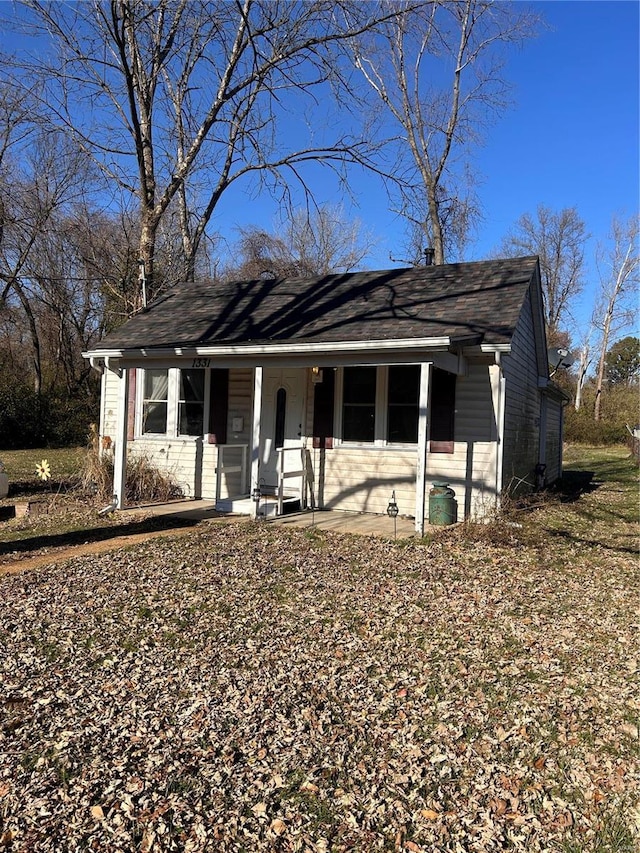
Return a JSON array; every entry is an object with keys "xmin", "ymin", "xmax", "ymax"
[
  {"xmin": 437, "ymin": 489, "xmax": 553, "ymax": 549},
  {"xmin": 79, "ymin": 425, "xmax": 183, "ymax": 504}
]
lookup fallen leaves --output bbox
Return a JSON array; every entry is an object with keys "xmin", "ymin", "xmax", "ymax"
[{"xmin": 0, "ymin": 519, "xmax": 638, "ymax": 851}]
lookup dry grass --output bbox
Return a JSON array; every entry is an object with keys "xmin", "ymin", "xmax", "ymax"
[{"xmin": 0, "ymin": 446, "xmax": 638, "ymax": 852}]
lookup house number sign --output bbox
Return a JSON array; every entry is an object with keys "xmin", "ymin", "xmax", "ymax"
[{"xmin": 191, "ymin": 358, "xmax": 211, "ymax": 368}]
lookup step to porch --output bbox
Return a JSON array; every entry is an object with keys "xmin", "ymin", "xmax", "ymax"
[{"xmin": 215, "ymin": 494, "xmax": 301, "ymax": 517}]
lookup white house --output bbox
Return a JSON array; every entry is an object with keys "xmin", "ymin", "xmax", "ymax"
[{"xmin": 83, "ymin": 256, "xmax": 567, "ymax": 534}]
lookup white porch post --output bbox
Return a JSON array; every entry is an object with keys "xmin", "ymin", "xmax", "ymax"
[
  {"xmin": 250, "ymin": 366, "xmax": 263, "ymax": 519},
  {"xmin": 415, "ymin": 361, "xmax": 432, "ymax": 536},
  {"xmin": 113, "ymin": 367, "xmax": 129, "ymax": 509},
  {"xmin": 494, "ymin": 356, "xmax": 506, "ymax": 510}
]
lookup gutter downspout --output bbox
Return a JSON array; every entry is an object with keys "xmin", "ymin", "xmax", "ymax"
[{"xmin": 113, "ymin": 368, "xmax": 130, "ymax": 510}]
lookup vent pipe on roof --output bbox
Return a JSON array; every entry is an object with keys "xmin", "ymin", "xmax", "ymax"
[{"xmin": 424, "ymin": 247, "xmax": 435, "ymax": 266}]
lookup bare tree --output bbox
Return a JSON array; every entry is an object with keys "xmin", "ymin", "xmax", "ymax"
[
  {"xmin": 5, "ymin": 0, "xmax": 400, "ymax": 308},
  {"xmin": 593, "ymin": 215, "xmax": 639, "ymax": 421},
  {"xmin": 225, "ymin": 205, "xmax": 376, "ymax": 280},
  {"xmin": 352, "ymin": 0, "xmax": 538, "ymax": 265},
  {"xmin": 0, "ymin": 118, "xmax": 91, "ymax": 393},
  {"xmin": 500, "ymin": 205, "xmax": 588, "ymax": 345},
  {"xmin": 573, "ymin": 327, "xmax": 594, "ymax": 412}
]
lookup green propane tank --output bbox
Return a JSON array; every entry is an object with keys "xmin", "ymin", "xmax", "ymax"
[{"xmin": 428, "ymin": 481, "xmax": 457, "ymax": 525}]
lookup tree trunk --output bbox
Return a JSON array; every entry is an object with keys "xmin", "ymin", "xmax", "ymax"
[
  {"xmin": 14, "ymin": 282, "xmax": 42, "ymax": 395},
  {"xmin": 574, "ymin": 345, "xmax": 589, "ymax": 412},
  {"xmin": 427, "ymin": 184, "xmax": 445, "ymax": 265},
  {"xmin": 594, "ymin": 310, "xmax": 613, "ymax": 422},
  {"xmin": 138, "ymin": 217, "xmax": 156, "ymax": 310}
]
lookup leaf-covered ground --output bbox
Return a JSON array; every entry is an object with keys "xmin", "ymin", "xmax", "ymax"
[{"xmin": 1, "ymin": 452, "xmax": 638, "ymax": 852}]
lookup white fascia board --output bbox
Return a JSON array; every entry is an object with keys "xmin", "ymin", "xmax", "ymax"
[
  {"xmin": 83, "ymin": 336, "xmax": 462, "ymax": 369},
  {"xmin": 84, "ymin": 336, "xmax": 454, "ymax": 361},
  {"xmin": 480, "ymin": 343, "xmax": 512, "ymax": 355}
]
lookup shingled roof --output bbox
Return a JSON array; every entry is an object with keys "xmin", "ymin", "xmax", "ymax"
[{"xmin": 92, "ymin": 256, "xmax": 540, "ymax": 353}]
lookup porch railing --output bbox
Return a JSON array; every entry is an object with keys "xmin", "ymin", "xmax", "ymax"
[
  {"xmin": 277, "ymin": 446, "xmax": 307, "ymax": 515},
  {"xmin": 215, "ymin": 444, "xmax": 248, "ymax": 502}
]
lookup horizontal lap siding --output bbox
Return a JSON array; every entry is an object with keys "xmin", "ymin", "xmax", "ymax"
[
  {"xmin": 321, "ymin": 448, "xmax": 416, "ymax": 515},
  {"xmin": 129, "ymin": 439, "xmax": 217, "ymax": 499},
  {"xmin": 502, "ymin": 289, "xmax": 541, "ymax": 494},
  {"xmin": 545, "ymin": 399, "xmax": 562, "ymax": 483},
  {"xmin": 101, "ymin": 370, "xmax": 120, "ymax": 440},
  {"xmin": 427, "ymin": 361, "xmax": 498, "ymax": 519}
]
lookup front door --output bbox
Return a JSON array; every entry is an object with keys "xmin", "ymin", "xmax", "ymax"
[{"xmin": 260, "ymin": 368, "xmax": 306, "ymax": 493}]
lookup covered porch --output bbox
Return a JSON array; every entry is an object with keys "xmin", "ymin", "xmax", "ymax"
[{"xmin": 103, "ymin": 345, "xmax": 473, "ymax": 537}]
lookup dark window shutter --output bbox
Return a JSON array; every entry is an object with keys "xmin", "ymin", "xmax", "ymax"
[
  {"xmin": 208, "ymin": 368, "xmax": 229, "ymax": 444},
  {"xmin": 430, "ymin": 368, "xmax": 456, "ymax": 453},
  {"xmin": 312, "ymin": 368, "xmax": 335, "ymax": 449},
  {"xmin": 127, "ymin": 368, "xmax": 136, "ymax": 441}
]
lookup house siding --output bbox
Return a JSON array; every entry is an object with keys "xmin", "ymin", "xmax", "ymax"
[
  {"xmin": 501, "ymin": 288, "xmax": 542, "ymax": 494},
  {"xmin": 310, "ymin": 360, "xmax": 500, "ymax": 521},
  {"xmin": 101, "ymin": 368, "xmax": 120, "ymax": 442},
  {"xmin": 545, "ymin": 397, "xmax": 563, "ymax": 484}
]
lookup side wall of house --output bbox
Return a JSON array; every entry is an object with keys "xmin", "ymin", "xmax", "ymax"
[
  {"xmin": 101, "ymin": 368, "xmax": 120, "ymax": 440},
  {"xmin": 101, "ymin": 367, "xmax": 253, "ymax": 500},
  {"xmin": 311, "ymin": 359, "xmax": 499, "ymax": 520},
  {"xmin": 544, "ymin": 396, "xmax": 563, "ymax": 484},
  {"xmin": 501, "ymin": 288, "xmax": 542, "ymax": 494}
]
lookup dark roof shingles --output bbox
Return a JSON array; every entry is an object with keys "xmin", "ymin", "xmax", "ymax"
[{"xmin": 95, "ymin": 257, "xmax": 538, "ymax": 352}]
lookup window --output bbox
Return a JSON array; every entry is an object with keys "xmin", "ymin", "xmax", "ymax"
[
  {"xmin": 142, "ymin": 369, "xmax": 168, "ymax": 434},
  {"xmin": 342, "ymin": 366, "xmax": 376, "ymax": 442},
  {"xmin": 140, "ymin": 367, "xmax": 212, "ymax": 438},
  {"xmin": 387, "ymin": 365, "xmax": 420, "ymax": 443},
  {"xmin": 337, "ymin": 365, "xmax": 455, "ymax": 448},
  {"xmin": 178, "ymin": 369, "xmax": 205, "ymax": 436}
]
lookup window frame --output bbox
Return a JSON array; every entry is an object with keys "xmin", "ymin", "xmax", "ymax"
[
  {"xmin": 336, "ymin": 365, "xmax": 422, "ymax": 448},
  {"xmin": 140, "ymin": 368, "xmax": 170, "ymax": 436},
  {"xmin": 136, "ymin": 367, "xmax": 212, "ymax": 440}
]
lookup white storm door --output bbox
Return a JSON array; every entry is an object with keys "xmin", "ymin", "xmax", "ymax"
[{"xmin": 260, "ymin": 368, "xmax": 305, "ymax": 491}]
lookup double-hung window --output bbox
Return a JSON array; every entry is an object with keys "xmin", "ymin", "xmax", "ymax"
[
  {"xmin": 139, "ymin": 367, "xmax": 209, "ymax": 438},
  {"xmin": 142, "ymin": 369, "xmax": 169, "ymax": 435},
  {"xmin": 338, "ymin": 365, "xmax": 455, "ymax": 449},
  {"xmin": 340, "ymin": 365, "xmax": 421, "ymax": 445},
  {"xmin": 178, "ymin": 369, "xmax": 205, "ymax": 436}
]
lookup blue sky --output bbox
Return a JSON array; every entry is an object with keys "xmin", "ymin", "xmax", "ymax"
[
  {"xmin": 223, "ymin": 1, "xmax": 639, "ymax": 341},
  {"xmin": 1, "ymin": 1, "xmax": 637, "ymax": 342},
  {"xmin": 468, "ymin": 0, "xmax": 639, "ymax": 260}
]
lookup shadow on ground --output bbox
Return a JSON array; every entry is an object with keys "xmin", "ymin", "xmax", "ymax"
[
  {"xmin": 0, "ymin": 515, "xmax": 202, "ymax": 558},
  {"xmin": 551, "ymin": 470, "xmax": 597, "ymax": 502}
]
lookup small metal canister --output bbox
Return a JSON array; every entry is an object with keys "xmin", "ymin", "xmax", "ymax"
[{"xmin": 428, "ymin": 481, "xmax": 457, "ymax": 525}]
